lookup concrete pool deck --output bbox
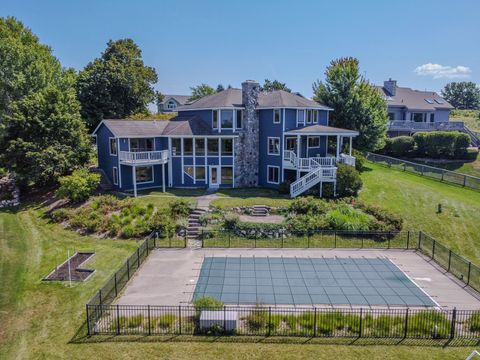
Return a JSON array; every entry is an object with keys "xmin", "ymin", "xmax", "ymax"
[{"xmin": 116, "ymin": 248, "xmax": 480, "ymax": 310}]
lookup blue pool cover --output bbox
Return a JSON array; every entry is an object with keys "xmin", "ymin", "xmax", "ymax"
[{"xmin": 192, "ymin": 257, "xmax": 436, "ymax": 307}]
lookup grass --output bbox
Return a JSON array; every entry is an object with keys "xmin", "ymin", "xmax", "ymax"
[
  {"xmin": 450, "ymin": 109, "xmax": 480, "ymax": 131},
  {"xmin": 128, "ymin": 188, "xmax": 201, "ymax": 208},
  {"xmin": 359, "ymin": 162, "xmax": 480, "ymax": 261},
  {"xmin": 412, "ymin": 152, "xmax": 480, "ymax": 178},
  {"xmin": 212, "ymin": 188, "xmax": 292, "ymax": 208}
]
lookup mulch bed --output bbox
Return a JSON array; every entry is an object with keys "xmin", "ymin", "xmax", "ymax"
[{"xmin": 43, "ymin": 252, "xmax": 95, "ymax": 282}]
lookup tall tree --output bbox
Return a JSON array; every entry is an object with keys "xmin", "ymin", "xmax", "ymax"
[
  {"xmin": 313, "ymin": 57, "xmax": 388, "ymax": 151},
  {"xmin": 76, "ymin": 39, "xmax": 158, "ymax": 130},
  {"xmin": 0, "ymin": 17, "xmax": 91, "ymax": 188},
  {"xmin": 216, "ymin": 84, "xmax": 225, "ymax": 92},
  {"xmin": 189, "ymin": 83, "xmax": 216, "ymax": 101},
  {"xmin": 441, "ymin": 82, "xmax": 480, "ymax": 109},
  {"xmin": 261, "ymin": 79, "xmax": 291, "ymax": 92}
]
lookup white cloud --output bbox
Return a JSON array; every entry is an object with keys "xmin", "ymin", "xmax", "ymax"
[{"xmin": 414, "ymin": 63, "xmax": 471, "ymax": 79}]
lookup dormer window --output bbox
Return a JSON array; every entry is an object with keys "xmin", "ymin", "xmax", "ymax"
[
  {"xmin": 306, "ymin": 110, "xmax": 312, "ymax": 124},
  {"xmin": 221, "ymin": 110, "xmax": 233, "ymax": 129},
  {"xmin": 313, "ymin": 110, "xmax": 319, "ymax": 123},
  {"xmin": 236, "ymin": 109, "xmax": 243, "ymax": 129},
  {"xmin": 212, "ymin": 110, "xmax": 219, "ymax": 129},
  {"xmin": 273, "ymin": 109, "xmax": 281, "ymax": 124},
  {"xmin": 167, "ymin": 100, "xmax": 176, "ymax": 110}
]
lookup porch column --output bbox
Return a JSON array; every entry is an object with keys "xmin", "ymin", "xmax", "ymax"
[
  {"xmin": 349, "ymin": 137, "xmax": 352, "ymax": 156},
  {"xmin": 336, "ymin": 135, "xmax": 340, "ymax": 160},
  {"xmin": 162, "ymin": 163, "xmax": 166, "ymax": 193},
  {"xmin": 133, "ymin": 165, "xmax": 137, "ymax": 197},
  {"xmin": 296, "ymin": 134, "xmax": 301, "ymax": 178}
]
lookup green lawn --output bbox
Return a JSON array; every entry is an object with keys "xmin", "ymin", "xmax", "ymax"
[
  {"xmin": 128, "ymin": 188, "xmax": 202, "ymax": 208},
  {"xmin": 212, "ymin": 188, "xmax": 292, "ymax": 208},
  {"xmin": 450, "ymin": 109, "xmax": 480, "ymax": 131},
  {"xmin": 359, "ymin": 162, "xmax": 480, "ymax": 261},
  {"xmin": 412, "ymin": 152, "xmax": 480, "ymax": 178}
]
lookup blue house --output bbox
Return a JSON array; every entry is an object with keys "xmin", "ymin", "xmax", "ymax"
[{"xmin": 92, "ymin": 80, "xmax": 358, "ymax": 197}]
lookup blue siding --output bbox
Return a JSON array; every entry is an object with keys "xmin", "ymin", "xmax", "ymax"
[
  {"xmin": 258, "ymin": 109, "xmax": 283, "ymax": 188},
  {"xmin": 96, "ymin": 124, "xmax": 119, "ymax": 189}
]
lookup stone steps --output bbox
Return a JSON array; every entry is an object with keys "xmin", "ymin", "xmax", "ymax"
[
  {"xmin": 186, "ymin": 208, "xmax": 206, "ymax": 247},
  {"xmin": 251, "ymin": 205, "xmax": 269, "ymax": 217}
]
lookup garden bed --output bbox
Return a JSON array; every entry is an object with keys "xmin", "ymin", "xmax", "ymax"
[{"xmin": 43, "ymin": 252, "xmax": 95, "ymax": 282}]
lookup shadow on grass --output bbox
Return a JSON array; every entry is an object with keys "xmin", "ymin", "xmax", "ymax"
[{"xmin": 215, "ymin": 188, "xmax": 289, "ymax": 199}]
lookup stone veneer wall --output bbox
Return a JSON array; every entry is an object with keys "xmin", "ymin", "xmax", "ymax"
[
  {"xmin": 0, "ymin": 176, "xmax": 20, "ymax": 208},
  {"xmin": 234, "ymin": 80, "xmax": 260, "ymax": 187}
]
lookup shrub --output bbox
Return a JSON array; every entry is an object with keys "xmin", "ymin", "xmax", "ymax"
[
  {"xmin": 352, "ymin": 149, "xmax": 365, "ymax": 172},
  {"xmin": 390, "ymin": 136, "xmax": 415, "ymax": 157},
  {"xmin": 354, "ymin": 201, "xmax": 403, "ymax": 231},
  {"xmin": 223, "ymin": 214, "xmax": 239, "ymax": 230},
  {"xmin": 278, "ymin": 180, "xmax": 291, "ymax": 194},
  {"xmin": 413, "ymin": 131, "xmax": 470, "ymax": 159},
  {"xmin": 288, "ymin": 197, "xmax": 329, "ymax": 215},
  {"xmin": 286, "ymin": 214, "xmax": 329, "ymax": 232},
  {"xmin": 454, "ymin": 132, "xmax": 471, "ymax": 158},
  {"xmin": 382, "ymin": 137, "xmax": 393, "ymax": 154},
  {"xmin": 148, "ymin": 209, "xmax": 175, "ymax": 236},
  {"xmin": 193, "ymin": 296, "xmax": 224, "ymax": 312},
  {"xmin": 56, "ymin": 169, "xmax": 100, "ymax": 202},
  {"xmin": 335, "ymin": 164, "xmax": 362, "ymax": 197},
  {"xmin": 169, "ymin": 199, "xmax": 190, "ymax": 219},
  {"xmin": 468, "ymin": 311, "xmax": 480, "ymax": 333},
  {"xmin": 152, "ymin": 314, "xmax": 177, "ymax": 330},
  {"xmin": 50, "ymin": 208, "xmax": 74, "ymax": 222},
  {"xmin": 326, "ymin": 204, "xmax": 373, "ymax": 231}
]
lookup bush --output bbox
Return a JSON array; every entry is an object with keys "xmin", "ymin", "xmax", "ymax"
[
  {"xmin": 56, "ymin": 169, "xmax": 100, "ymax": 202},
  {"xmin": 454, "ymin": 132, "xmax": 471, "ymax": 158},
  {"xmin": 193, "ymin": 296, "xmax": 224, "ymax": 312},
  {"xmin": 286, "ymin": 214, "xmax": 329, "ymax": 232},
  {"xmin": 382, "ymin": 138, "xmax": 393, "ymax": 154},
  {"xmin": 152, "ymin": 314, "xmax": 177, "ymax": 330},
  {"xmin": 390, "ymin": 136, "xmax": 415, "ymax": 157},
  {"xmin": 354, "ymin": 201, "xmax": 403, "ymax": 231},
  {"xmin": 413, "ymin": 131, "xmax": 470, "ymax": 159},
  {"xmin": 326, "ymin": 204, "xmax": 373, "ymax": 231},
  {"xmin": 223, "ymin": 214, "xmax": 239, "ymax": 230},
  {"xmin": 278, "ymin": 180, "xmax": 291, "ymax": 194},
  {"xmin": 288, "ymin": 197, "xmax": 329, "ymax": 215},
  {"xmin": 335, "ymin": 164, "xmax": 362, "ymax": 197},
  {"xmin": 169, "ymin": 199, "xmax": 190, "ymax": 219},
  {"xmin": 352, "ymin": 149, "xmax": 365, "ymax": 172}
]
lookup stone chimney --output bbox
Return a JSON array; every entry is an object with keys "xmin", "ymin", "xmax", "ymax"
[
  {"xmin": 234, "ymin": 80, "xmax": 260, "ymax": 187},
  {"xmin": 384, "ymin": 78, "xmax": 397, "ymax": 96}
]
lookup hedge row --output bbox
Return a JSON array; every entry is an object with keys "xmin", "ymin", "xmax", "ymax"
[{"xmin": 383, "ymin": 131, "xmax": 471, "ymax": 159}]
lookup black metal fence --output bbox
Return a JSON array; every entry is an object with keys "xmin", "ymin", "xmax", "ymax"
[
  {"xmin": 87, "ymin": 232, "xmax": 185, "ymax": 306},
  {"xmin": 86, "ymin": 305, "xmax": 480, "ymax": 340},
  {"xmin": 365, "ymin": 152, "xmax": 480, "ymax": 191}
]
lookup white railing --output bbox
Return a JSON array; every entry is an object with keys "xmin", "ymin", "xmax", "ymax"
[
  {"xmin": 290, "ymin": 167, "xmax": 337, "ymax": 198},
  {"xmin": 388, "ymin": 120, "xmax": 464, "ymax": 131},
  {"xmin": 283, "ymin": 151, "xmax": 337, "ymax": 170},
  {"xmin": 119, "ymin": 150, "xmax": 169, "ymax": 164},
  {"xmin": 283, "ymin": 150, "xmax": 296, "ymax": 167},
  {"xmin": 338, "ymin": 154, "xmax": 356, "ymax": 167}
]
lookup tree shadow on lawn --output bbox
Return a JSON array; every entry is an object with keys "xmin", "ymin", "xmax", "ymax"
[{"xmin": 215, "ymin": 188, "xmax": 289, "ymax": 199}]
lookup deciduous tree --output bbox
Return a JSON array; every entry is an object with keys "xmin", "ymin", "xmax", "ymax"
[
  {"xmin": 441, "ymin": 82, "xmax": 480, "ymax": 109},
  {"xmin": 189, "ymin": 83, "xmax": 216, "ymax": 101},
  {"xmin": 261, "ymin": 79, "xmax": 291, "ymax": 92}
]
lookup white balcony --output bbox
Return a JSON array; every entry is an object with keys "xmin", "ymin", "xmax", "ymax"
[
  {"xmin": 283, "ymin": 150, "xmax": 355, "ymax": 169},
  {"xmin": 119, "ymin": 150, "xmax": 169, "ymax": 165},
  {"xmin": 388, "ymin": 120, "xmax": 464, "ymax": 132}
]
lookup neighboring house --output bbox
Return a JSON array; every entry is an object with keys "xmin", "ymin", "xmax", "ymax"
[
  {"xmin": 157, "ymin": 95, "xmax": 190, "ymax": 112},
  {"xmin": 93, "ymin": 80, "xmax": 358, "ymax": 197}
]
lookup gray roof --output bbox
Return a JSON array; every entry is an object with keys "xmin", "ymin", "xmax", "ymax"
[
  {"xmin": 97, "ymin": 117, "xmax": 217, "ymax": 137},
  {"xmin": 178, "ymin": 88, "xmax": 332, "ymax": 110},
  {"xmin": 285, "ymin": 124, "xmax": 358, "ymax": 135},
  {"xmin": 162, "ymin": 95, "xmax": 191, "ymax": 106},
  {"xmin": 375, "ymin": 86, "xmax": 453, "ymax": 111}
]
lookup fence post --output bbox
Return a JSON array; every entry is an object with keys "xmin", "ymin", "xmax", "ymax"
[
  {"xmin": 268, "ymin": 307, "xmax": 271, "ymax": 336},
  {"xmin": 418, "ymin": 231, "xmax": 422, "ymax": 250},
  {"xmin": 441, "ymin": 170, "xmax": 445, "ymax": 182},
  {"xmin": 421, "ymin": 165, "xmax": 424, "ymax": 176},
  {"xmin": 406, "ymin": 231, "xmax": 410, "ymax": 249},
  {"xmin": 146, "ymin": 238, "xmax": 149, "ymax": 256},
  {"xmin": 99, "ymin": 289, "xmax": 102, "ymax": 305},
  {"xmin": 254, "ymin": 233, "xmax": 257, "ymax": 248},
  {"xmin": 447, "ymin": 250, "xmax": 452, "ymax": 272},
  {"xmin": 307, "ymin": 232, "xmax": 310, "ymax": 248},
  {"xmin": 388, "ymin": 237, "xmax": 391, "ymax": 249},
  {"xmin": 201, "ymin": 230, "xmax": 204, "ymax": 248},
  {"xmin": 86, "ymin": 305, "xmax": 91, "ymax": 336},
  {"xmin": 467, "ymin": 262, "xmax": 472, "ymax": 286},
  {"xmin": 229, "ymin": 233, "xmax": 231, "ymax": 248},
  {"xmin": 137, "ymin": 248, "xmax": 140, "ymax": 268},
  {"xmin": 127, "ymin": 259, "xmax": 130, "ymax": 280},
  {"xmin": 114, "ymin": 273, "xmax": 118, "ymax": 297},
  {"xmin": 450, "ymin": 308, "xmax": 457, "ymax": 339},
  {"xmin": 463, "ymin": 175, "xmax": 467, "ymax": 187},
  {"xmin": 148, "ymin": 305, "xmax": 151, "ymax": 336},
  {"xmin": 224, "ymin": 306, "xmax": 227, "ymax": 334},
  {"xmin": 154, "ymin": 232, "xmax": 156, "ymax": 248},
  {"xmin": 334, "ymin": 231, "xmax": 337, "ymax": 248},
  {"xmin": 432, "ymin": 240, "xmax": 436, "ymax": 260},
  {"xmin": 403, "ymin": 308, "xmax": 409, "ymax": 339},
  {"xmin": 313, "ymin": 308, "xmax": 317, "ymax": 337},
  {"xmin": 178, "ymin": 305, "xmax": 182, "ymax": 335},
  {"xmin": 359, "ymin": 308, "xmax": 363, "ymax": 338},
  {"xmin": 282, "ymin": 230, "xmax": 284, "ymax": 248},
  {"xmin": 116, "ymin": 305, "xmax": 120, "ymax": 335}
]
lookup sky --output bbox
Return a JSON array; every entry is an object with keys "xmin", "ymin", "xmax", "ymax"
[{"xmin": 3, "ymin": 0, "xmax": 480, "ymax": 98}]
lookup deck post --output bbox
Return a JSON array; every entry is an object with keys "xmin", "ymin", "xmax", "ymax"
[
  {"xmin": 336, "ymin": 135, "xmax": 340, "ymax": 160},
  {"xmin": 133, "ymin": 165, "xmax": 137, "ymax": 197},
  {"xmin": 162, "ymin": 162, "xmax": 166, "ymax": 193},
  {"xmin": 349, "ymin": 137, "xmax": 352, "ymax": 156}
]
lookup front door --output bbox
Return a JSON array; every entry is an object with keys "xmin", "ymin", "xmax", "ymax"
[{"xmin": 209, "ymin": 166, "xmax": 220, "ymax": 187}]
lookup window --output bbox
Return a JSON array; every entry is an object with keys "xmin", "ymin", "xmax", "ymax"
[
  {"xmin": 430, "ymin": 113, "xmax": 435, "ymax": 122},
  {"xmin": 297, "ymin": 110, "xmax": 305, "ymax": 126},
  {"xmin": 184, "ymin": 166, "xmax": 194, "ymax": 179},
  {"xmin": 135, "ymin": 166, "xmax": 153, "ymax": 183},
  {"xmin": 286, "ymin": 137, "xmax": 297, "ymax": 151},
  {"xmin": 171, "ymin": 138, "xmax": 181, "ymax": 156},
  {"xmin": 424, "ymin": 99, "xmax": 434, "ymax": 104},
  {"xmin": 273, "ymin": 109, "xmax": 281, "ymax": 124},
  {"xmin": 306, "ymin": 110, "xmax": 312, "ymax": 124},
  {"xmin": 268, "ymin": 137, "xmax": 280, "ymax": 155},
  {"xmin": 412, "ymin": 113, "xmax": 424, "ymax": 122},
  {"xmin": 109, "ymin": 138, "xmax": 117, "ymax": 156},
  {"xmin": 267, "ymin": 166, "xmax": 279, "ymax": 184},
  {"xmin": 221, "ymin": 138, "xmax": 233, "ymax": 156},
  {"xmin": 221, "ymin": 110, "xmax": 233, "ymax": 129},
  {"xmin": 195, "ymin": 138, "xmax": 205, "ymax": 155},
  {"xmin": 388, "ymin": 112, "xmax": 395, "ymax": 120},
  {"xmin": 308, "ymin": 136, "xmax": 320, "ymax": 148},
  {"xmin": 130, "ymin": 138, "xmax": 153, "ymax": 152},
  {"xmin": 167, "ymin": 100, "xmax": 176, "ymax": 110},
  {"xmin": 221, "ymin": 167, "xmax": 233, "ymax": 185},
  {"xmin": 435, "ymin": 98, "xmax": 445, "ymax": 104},
  {"xmin": 183, "ymin": 138, "xmax": 193, "ymax": 155},
  {"xmin": 207, "ymin": 138, "xmax": 219, "ymax": 155},
  {"xmin": 236, "ymin": 110, "xmax": 243, "ymax": 129},
  {"xmin": 313, "ymin": 110, "xmax": 319, "ymax": 123},
  {"xmin": 112, "ymin": 167, "xmax": 118, "ymax": 185},
  {"xmin": 195, "ymin": 167, "xmax": 206, "ymax": 181},
  {"xmin": 212, "ymin": 110, "xmax": 219, "ymax": 129}
]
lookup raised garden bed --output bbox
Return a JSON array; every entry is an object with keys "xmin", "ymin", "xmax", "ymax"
[{"xmin": 43, "ymin": 252, "xmax": 95, "ymax": 282}]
